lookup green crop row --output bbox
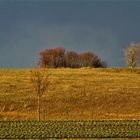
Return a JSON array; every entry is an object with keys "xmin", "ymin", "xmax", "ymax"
[{"xmin": 0, "ymin": 120, "xmax": 140, "ymax": 139}]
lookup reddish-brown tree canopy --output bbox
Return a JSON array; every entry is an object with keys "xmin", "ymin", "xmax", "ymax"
[{"xmin": 39, "ymin": 47, "xmax": 107, "ymax": 68}]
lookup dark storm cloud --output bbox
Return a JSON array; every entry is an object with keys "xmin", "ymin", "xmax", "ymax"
[{"xmin": 0, "ymin": 0, "xmax": 140, "ymax": 67}]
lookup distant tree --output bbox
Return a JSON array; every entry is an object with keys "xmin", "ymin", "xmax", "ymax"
[
  {"xmin": 124, "ymin": 42, "xmax": 140, "ymax": 68},
  {"xmin": 79, "ymin": 52, "xmax": 102, "ymax": 67},
  {"xmin": 30, "ymin": 68, "xmax": 49, "ymax": 121},
  {"xmin": 65, "ymin": 51, "xmax": 79, "ymax": 68},
  {"xmin": 39, "ymin": 49, "xmax": 52, "ymax": 67},
  {"xmin": 39, "ymin": 47, "xmax": 65, "ymax": 68},
  {"xmin": 52, "ymin": 47, "xmax": 65, "ymax": 67}
]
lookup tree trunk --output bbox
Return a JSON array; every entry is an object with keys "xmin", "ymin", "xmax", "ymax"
[{"xmin": 37, "ymin": 95, "xmax": 41, "ymax": 121}]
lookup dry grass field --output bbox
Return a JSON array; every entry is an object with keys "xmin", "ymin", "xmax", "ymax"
[{"xmin": 0, "ymin": 68, "xmax": 140, "ymax": 120}]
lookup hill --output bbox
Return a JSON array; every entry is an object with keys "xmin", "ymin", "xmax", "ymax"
[{"xmin": 0, "ymin": 68, "xmax": 140, "ymax": 120}]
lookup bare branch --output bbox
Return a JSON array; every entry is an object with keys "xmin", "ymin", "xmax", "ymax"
[{"xmin": 30, "ymin": 68, "xmax": 50, "ymax": 121}]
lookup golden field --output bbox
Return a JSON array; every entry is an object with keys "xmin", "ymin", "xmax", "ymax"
[{"xmin": 0, "ymin": 68, "xmax": 140, "ymax": 120}]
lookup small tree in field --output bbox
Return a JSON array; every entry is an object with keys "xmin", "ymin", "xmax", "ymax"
[
  {"xmin": 30, "ymin": 68, "xmax": 49, "ymax": 121},
  {"xmin": 124, "ymin": 42, "xmax": 140, "ymax": 68}
]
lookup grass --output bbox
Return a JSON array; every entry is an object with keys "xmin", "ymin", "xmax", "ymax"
[{"xmin": 0, "ymin": 68, "xmax": 140, "ymax": 120}]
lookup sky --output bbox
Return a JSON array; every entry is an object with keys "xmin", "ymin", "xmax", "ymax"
[{"xmin": 0, "ymin": 0, "xmax": 140, "ymax": 68}]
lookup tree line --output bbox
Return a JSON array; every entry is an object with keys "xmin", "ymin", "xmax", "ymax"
[{"xmin": 39, "ymin": 47, "xmax": 107, "ymax": 68}]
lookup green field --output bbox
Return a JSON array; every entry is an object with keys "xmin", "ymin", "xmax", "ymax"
[
  {"xmin": 0, "ymin": 68, "xmax": 140, "ymax": 120},
  {"xmin": 0, "ymin": 120, "xmax": 140, "ymax": 139}
]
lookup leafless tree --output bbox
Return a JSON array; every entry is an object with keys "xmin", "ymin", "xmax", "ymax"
[
  {"xmin": 124, "ymin": 42, "xmax": 140, "ymax": 68},
  {"xmin": 79, "ymin": 52, "xmax": 102, "ymax": 67},
  {"xmin": 39, "ymin": 47, "xmax": 65, "ymax": 68},
  {"xmin": 65, "ymin": 51, "xmax": 79, "ymax": 68},
  {"xmin": 30, "ymin": 68, "xmax": 49, "ymax": 121}
]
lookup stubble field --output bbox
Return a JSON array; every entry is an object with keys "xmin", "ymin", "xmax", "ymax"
[{"xmin": 0, "ymin": 68, "xmax": 140, "ymax": 120}]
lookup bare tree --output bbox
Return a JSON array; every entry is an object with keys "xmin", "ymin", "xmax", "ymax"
[
  {"xmin": 65, "ymin": 51, "xmax": 79, "ymax": 68},
  {"xmin": 124, "ymin": 42, "xmax": 140, "ymax": 68},
  {"xmin": 39, "ymin": 47, "xmax": 65, "ymax": 68},
  {"xmin": 30, "ymin": 68, "xmax": 49, "ymax": 121},
  {"xmin": 79, "ymin": 52, "xmax": 102, "ymax": 67}
]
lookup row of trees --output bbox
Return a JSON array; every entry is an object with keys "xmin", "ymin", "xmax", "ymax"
[
  {"xmin": 39, "ymin": 48, "xmax": 107, "ymax": 68},
  {"xmin": 38, "ymin": 42, "xmax": 140, "ymax": 69}
]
